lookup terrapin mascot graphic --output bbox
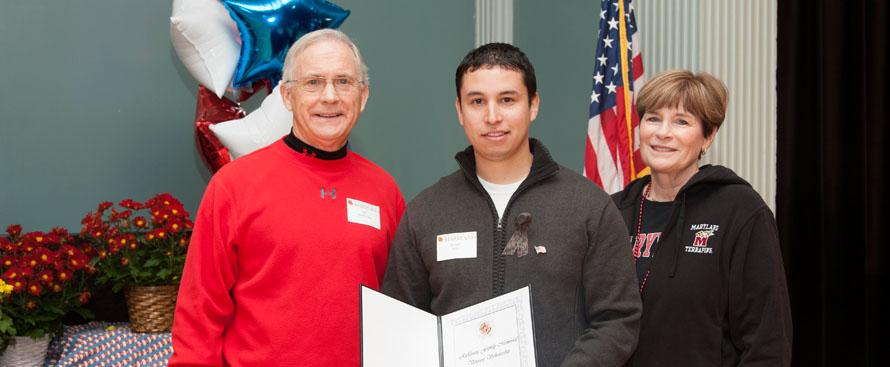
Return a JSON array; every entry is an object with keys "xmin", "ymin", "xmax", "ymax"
[{"xmin": 686, "ymin": 224, "xmax": 719, "ymax": 254}]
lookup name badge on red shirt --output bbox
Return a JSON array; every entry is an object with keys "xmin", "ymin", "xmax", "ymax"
[{"xmin": 347, "ymin": 198, "xmax": 381, "ymax": 230}]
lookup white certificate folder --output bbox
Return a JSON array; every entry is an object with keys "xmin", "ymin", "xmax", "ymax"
[{"xmin": 360, "ymin": 285, "xmax": 537, "ymax": 367}]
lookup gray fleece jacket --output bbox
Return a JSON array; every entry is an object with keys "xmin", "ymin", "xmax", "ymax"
[{"xmin": 382, "ymin": 139, "xmax": 641, "ymax": 367}]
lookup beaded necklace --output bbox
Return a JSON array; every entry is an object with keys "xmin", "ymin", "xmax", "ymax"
[{"xmin": 635, "ymin": 184, "xmax": 652, "ymax": 293}]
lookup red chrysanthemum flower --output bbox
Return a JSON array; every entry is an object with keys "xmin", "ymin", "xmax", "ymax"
[
  {"xmin": 60, "ymin": 244, "xmax": 79, "ymax": 258},
  {"xmin": 37, "ymin": 269, "xmax": 54, "ymax": 285},
  {"xmin": 6, "ymin": 224, "xmax": 22, "ymax": 237},
  {"xmin": 119, "ymin": 198, "xmax": 137, "ymax": 209},
  {"xmin": 1, "ymin": 255, "xmax": 15, "ymax": 268},
  {"xmin": 109, "ymin": 208, "xmax": 134, "ymax": 222},
  {"xmin": 27, "ymin": 281, "xmax": 42, "ymax": 296},
  {"xmin": 50, "ymin": 227, "xmax": 69, "ymax": 237},
  {"xmin": 167, "ymin": 221, "xmax": 182, "ymax": 232},
  {"xmin": 23, "ymin": 255, "xmax": 40, "ymax": 269},
  {"xmin": 12, "ymin": 280, "xmax": 26, "ymax": 293},
  {"xmin": 80, "ymin": 244, "xmax": 97, "ymax": 257},
  {"xmin": 80, "ymin": 214, "xmax": 93, "ymax": 227},
  {"xmin": 133, "ymin": 216, "xmax": 147, "ymax": 228},
  {"xmin": 14, "ymin": 265, "xmax": 33, "ymax": 279},
  {"xmin": 78, "ymin": 291, "xmax": 92, "ymax": 305},
  {"xmin": 34, "ymin": 247, "xmax": 54, "ymax": 264},
  {"xmin": 2, "ymin": 268, "xmax": 22, "ymax": 281},
  {"xmin": 0, "ymin": 238, "xmax": 13, "ymax": 252},
  {"xmin": 57, "ymin": 270, "xmax": 71, "ymax": 283},
  {"xmin": 68, "ymin": 256, "xmax": 87, "ymax": 270}
]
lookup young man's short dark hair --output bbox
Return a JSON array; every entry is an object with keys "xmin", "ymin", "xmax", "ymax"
[{"xmin": 455, "ymin": 43, "xmax": 537, "ymax": 103}]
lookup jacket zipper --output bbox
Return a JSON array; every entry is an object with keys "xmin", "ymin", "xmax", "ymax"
[
  {"xmin": 488, "ymin": 175, "xmax": 553, "ymax": 296},
  {"xmin": 456, "ymin": 139, "xmax": 560, "ymax": 297}
]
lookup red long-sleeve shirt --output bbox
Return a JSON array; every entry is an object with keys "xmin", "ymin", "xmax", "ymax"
[{"xmin": 169, "ymin": 140, "xmax": 404, "ymax": 366}]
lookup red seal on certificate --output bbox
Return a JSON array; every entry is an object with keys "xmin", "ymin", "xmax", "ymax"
[{"xmin": 479, "ymin": 322, "xmax": 492, "ymax": 335}]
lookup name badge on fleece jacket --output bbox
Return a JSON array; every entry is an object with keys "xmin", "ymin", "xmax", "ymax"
[
  {"xmin": 347, "ymin": 198, "xmax": 380, "ymax": 229},
  {"xmin": 436, "ymin": 231, "xmax": 477, "ymax": 261}
]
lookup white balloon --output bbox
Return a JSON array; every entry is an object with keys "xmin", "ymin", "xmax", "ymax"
[
  {"xmin": 210, "ymin": 86, "xmax": 294, "ymax": 159},
  {"xmin": 170, "ymin": 0, "xmax": 240, "ymax": 97}
]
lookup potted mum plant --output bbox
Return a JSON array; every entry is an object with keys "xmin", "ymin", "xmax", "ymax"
[
  {"xmin": 0, "ymin": 225, "xmax": 94, "ymax": 366},
  {"xmin": 81, "ymin": 193, "xmax": 192, "ymax": 333}
]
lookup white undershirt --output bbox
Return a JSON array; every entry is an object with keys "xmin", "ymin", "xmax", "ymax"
[{"xmin": 478, "ymin": 175, "xmax": 526, "ymax": 223}]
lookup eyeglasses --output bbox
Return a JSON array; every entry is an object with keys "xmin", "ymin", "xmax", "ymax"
[{"xmin": 282, "ymin": 77, "xmax": 364, "ymax": 94}]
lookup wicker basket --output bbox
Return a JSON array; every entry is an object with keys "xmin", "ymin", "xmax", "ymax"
[
  {"xmin": 0, "ymin": 335, "xmax": 50, "ymax": 367},
  {"xmin": 125, "ymin": 285, "xmax": 178, "ymax": 333}
]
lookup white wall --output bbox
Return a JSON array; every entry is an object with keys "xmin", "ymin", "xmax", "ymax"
[{"xmin": 636, "ymin": 0, "xmax": 778, "ymax": 210}]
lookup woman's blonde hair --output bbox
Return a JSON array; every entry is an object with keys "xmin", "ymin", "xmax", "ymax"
[{"xmin": 636, "ymin": 69, "xmax": 728, "ymax": 138}]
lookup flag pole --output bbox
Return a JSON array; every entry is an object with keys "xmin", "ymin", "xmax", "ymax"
[{"xmin": 617, "ymin": 0, "xmax": 636, "ymax": 180}]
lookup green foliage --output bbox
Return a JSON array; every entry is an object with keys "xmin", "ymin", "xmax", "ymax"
[
  {"xmin": 0, "ymin": 308, "xmax": 14, "ymax": 352},
  {"xmin": 91, "ymin": 235, "xmax": 188, "ymax": 288}
]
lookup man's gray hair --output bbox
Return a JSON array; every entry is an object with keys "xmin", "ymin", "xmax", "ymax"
[{"xmin": 281, "ymin": 29, "xmax": 369, "ymax": 85}]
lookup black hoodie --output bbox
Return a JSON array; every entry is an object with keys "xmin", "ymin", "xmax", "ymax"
[{"xmin": 612, "ymin": 165, "xmax": 792, "ymax": 367}]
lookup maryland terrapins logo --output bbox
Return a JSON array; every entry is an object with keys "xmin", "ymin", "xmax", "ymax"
[{"xmin": 686, "ymin": 224, "xmax": 719, "ymax": 254}]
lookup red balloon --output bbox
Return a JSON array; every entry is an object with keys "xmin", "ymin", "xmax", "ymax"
[
  {"xmin": 234, "ymin": 79, "xmax": 273, "ymax": 103},
  {"xmin": 195, "ymin": 86, "xmax": 245, "ymax": 172}
]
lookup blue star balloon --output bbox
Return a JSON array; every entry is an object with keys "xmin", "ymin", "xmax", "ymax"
[{"xmin": 223, "ymin": 0, "xmax": 350, "ymax": 88}]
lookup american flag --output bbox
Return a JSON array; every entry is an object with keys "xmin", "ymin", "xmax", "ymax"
[{"xmin": 584, "ymin": 0, "xmax": 646, "ymax": 193}]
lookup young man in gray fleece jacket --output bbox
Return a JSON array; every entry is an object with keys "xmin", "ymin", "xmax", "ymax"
[{"xmin": 382, "ymin": 43, "xmax": 641, "ymax": 366}]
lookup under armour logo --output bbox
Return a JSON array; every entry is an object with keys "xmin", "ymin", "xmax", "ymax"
[{"xmin": 320, "ymin": 187, "xmax": 337, "ymax": 199}]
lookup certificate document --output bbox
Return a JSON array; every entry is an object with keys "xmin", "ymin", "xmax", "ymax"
[{"xmin": 361, "ymin": 286, "xmax": 536, "ymax": 367}]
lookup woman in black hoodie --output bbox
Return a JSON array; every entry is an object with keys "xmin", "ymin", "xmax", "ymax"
[{"xmin": 612, "ymin": 70, "xmax": 792, "ymax": 366}]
